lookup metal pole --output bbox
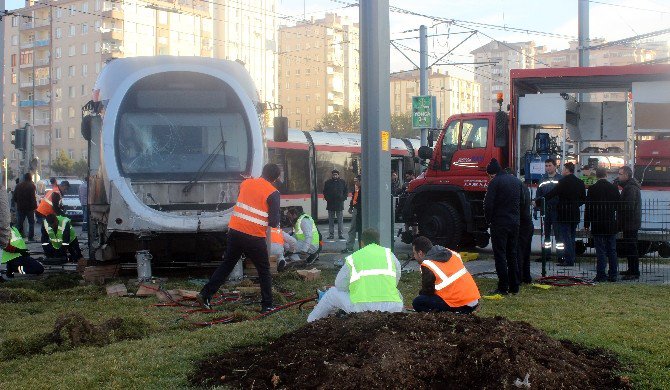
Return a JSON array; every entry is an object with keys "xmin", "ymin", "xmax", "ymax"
[
  {"xmin": 0, "ymin": 1, "xmax": 6, "ymax": 183},
  {"xmin": 578, "ymin": 0, "xmax": 589, "ymax": 102},
  {"xmin": 420, "ymin": 25, "xmax": 428, "ymax": 147},
  {"xmin": 360, "ymin": 0, "xmax": 392, "ymax": 247}
]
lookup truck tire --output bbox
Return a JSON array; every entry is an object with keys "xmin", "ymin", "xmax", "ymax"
[{"xmin": 417, "ymin": 202, "xmax": 463, "ymax": 248}]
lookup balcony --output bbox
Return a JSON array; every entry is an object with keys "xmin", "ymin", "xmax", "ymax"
[
  {"xmin": 20, "ymin": 20, "xmax": 50, "ymax": 30},
  {"xmin": 35, "ymin": 58, "xmax": 50, "ymax": 67},
  {"xmin": 101, "ymin": 28, "xmax": 124, "ymax": 41},
  {"xmin": 20, "ymin": 78, "xmax": 51, "ymax": 89},
  {"xmin": 19, "ymin": 100, "xmax": 50, "ymax": 108},
  {"xmin": 33, "ymin": 118, "xmax": 51, "ymax": 126},
  {"xmin": 102, "ymin": 6, "xmax": 124, "ymax": 19},
  {"xmin": 34, "ymin": 138, "xmax": 50, "ymax": 147},
  {"xmin": 34, "ymin": 39, "xmax": 50, "ymax": 48}
]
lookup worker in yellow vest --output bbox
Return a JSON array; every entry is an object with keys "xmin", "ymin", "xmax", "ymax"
[
  {"xmin": 286, "ymin": 207, "xmax": 321, "ymax": 264},
  {"xmin": 411, "ymin": 236, "xmax": 480, "ymax": 313},
  {"xmin": 198, "ymin": 164, "xmax": 282, "ymax": 313},
  {"xmin": 2, "ymin": 227, "xmax": 44, "ymax": 278},
  {"xmin": 307, "ymin": 229, "xmax": 403, "ymax": 322},
  {"xmin": 41, "ymin": 213, "xmax": 84, "ymax": 263}
]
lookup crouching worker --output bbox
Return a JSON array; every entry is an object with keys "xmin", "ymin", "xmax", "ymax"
[
  {"xmin": 307, "ymin": 229, "xmax": 403, "ymax": 322},
  {"xmin": 412, "ymin": 236, "xmax": 480, "ymax": 314},
  {"xmin": 41, "ymin": 214, "xmax": 84, "ymax": 263},
  {"xmin": 286, "ymin": 207, "xmax": 321, "ymax": 264},
  {"xmin": 270, "ymin": 226, "xmax": 298, "ymax": 272},
  {"xmin": 2, "ymin": 227, "xmax": 44, "ymax": 277}
]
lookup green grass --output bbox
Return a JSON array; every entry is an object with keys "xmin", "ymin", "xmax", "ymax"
[{"xmin": 0, "ymin": 271, "xmax": 668, "ymax": 389}]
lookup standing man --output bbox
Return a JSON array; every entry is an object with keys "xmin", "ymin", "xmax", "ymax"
[
  {"xmin": 198, "ymin": 164, "xmax": 282, "ymax": 313},
  {"xmin": 584, "ymin": 167, "xmax": 620, "ymax": 282},
  {"xmin": 342, "ymin": 175, "xmax": 361, "ymax": 254},
  {"xmin": 307, "ymin": 229, "xmax": 403, "ymax": 322},
  {"xmin": 540, "ymin": 162, "xmax": 586, "ymax": 267},
  {"xmin": 12, "ymin": 173, "xmax": 37, "ymax": 241},
  {"xmin": 617, "ymin": 166, "xmax": 642, "ymax": 280},
  {"xmin": 411, "ymin": 236, "xmax": 480, "ymax": 313},
  {"xmin": 483, "ymin": 158, "xmax": 522, "ymax": 295},
  {"xmin": 534, "ymin": 158, "xmax": 562, "ymax": 260},
  {"xmin": 322, "ymin": 170, "xmax": 348, "ymax": 240}
]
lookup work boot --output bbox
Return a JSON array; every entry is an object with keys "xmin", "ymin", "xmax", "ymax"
[
  {"xmin": 277, "ymin": 259, "xmax": 287, "ymax": 272},
  {"xmin": 487, "ymin": 289, "xmax": 508, "ymax": 296},
  {"xmin": 260, "ymin": 306, "xmax": 277, "ymax": 314},
  {"xmin": 326, "ymin": 234, "xmax": 334, "ymax": 240},
  {"xmin": 196, "ymin": 293, "xmax": 212, "ymax": 310},
  {"xmin": 622, "ymin": 274, "xmax": 640, "ymax": 281}
]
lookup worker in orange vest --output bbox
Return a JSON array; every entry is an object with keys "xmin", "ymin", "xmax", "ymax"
[
  {"xmin": 198, "ymin": 164, "xmax": 282, "ymax": 313},
  {"xmin": 35, "ymin": 179, "xmax": 69, "ymax": 222},
  {"xmin": 411, "ymin": 236, "xmax": 480, "ymax": 313},
  {"xmin": 270, "ymin": 225, "xmax": 297, "ymax": 272}
]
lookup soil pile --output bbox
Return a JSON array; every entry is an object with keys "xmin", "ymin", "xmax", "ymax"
[{"xmin": 190, "ymin": 312, "xmax": 630, "ymax": 389}]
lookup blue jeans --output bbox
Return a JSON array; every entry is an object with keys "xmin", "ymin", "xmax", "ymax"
[
  {"xmin": 16, "ymin": 209, "xmax": 35, "ymax": 240},
  {"xmin": 593, "ymin": 235, "xmax": 618, "ymax": 280},
  {"xmin": 412, "ymin": 294, "xmax": 477, "ymax": 314},
  {"xmin": 556, "ymin": 222, "xmax": 577, "ymax": 265}
]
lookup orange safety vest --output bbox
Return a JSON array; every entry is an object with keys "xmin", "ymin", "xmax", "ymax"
[
  {"xmin": 35, "ymin": 188, "xmax": 61, "ymax": 217},
  {"xmin": 229, "ymin": 177, "xmax": 278, "ymax": 237},
  {"xmin": 270, "ymin": 227, "xmax": 284, "ymax": 245},
  {"xmin": 352, "ymin": 187, "xmax": 359, "ymax": 206},
  {"xmin": 420, "ymin": 252, "xmax": 480, "ymax": 307}
]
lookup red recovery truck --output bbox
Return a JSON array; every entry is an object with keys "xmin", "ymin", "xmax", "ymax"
[{"xmin": 399, "ymin": 64, "xmax": 670, "ymax": 251}]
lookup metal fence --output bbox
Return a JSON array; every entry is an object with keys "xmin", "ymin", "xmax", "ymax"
[{"xmin": 537, "ymin": 199, "xmax": 670, "ymax": 283}]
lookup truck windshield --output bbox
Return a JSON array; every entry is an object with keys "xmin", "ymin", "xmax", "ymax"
[
  {"xmin": 441, "ymin": 121, "xmax": 460, "ymax": 170},
  {"xmin": 114, "ymin": 71, "xmax": 251, "ymax": 180}
]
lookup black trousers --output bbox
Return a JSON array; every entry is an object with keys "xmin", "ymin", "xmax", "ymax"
[
  {"xmin": 622, "ymin": 230, "xmax": 639, "ymax": 275},
  {"xmin": 201, "ymin": 229, "xmax": 273, "ymax": 308},
  {"xmin": 6, "ymin": 253, "xmax": 44, "ymax": 276},
  {"xmin": 43, "ymin": 237, "xmax": 83, "ymax": 261},
  {"xmin": 517, "ymin": 220, "xmax": 534, "ymax": 284},
  {"xmin": 16, "ymin": 209, "xmax": 35, "ymax": 240},
  {"xmin": 490, "ymin": 224, "xmax": 520, "ymax": 293}
]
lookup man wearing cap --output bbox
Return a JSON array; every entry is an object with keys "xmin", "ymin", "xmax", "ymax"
[{"xmin": 483, "ymin": 158, "xmax": 523, "ymax": 295}]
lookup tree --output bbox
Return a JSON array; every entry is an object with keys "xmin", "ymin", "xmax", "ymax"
[
  {"xmin": 51, "ymin": 150, "xmax": 74, "ymax": 176},
  {"xmin": 390, "ymin": 113, "xmax": 415, "ymax": 139},
  {"xmin": 313, "ymin": 108, "xmax": 360, "ymax": 133},
  {"xmin": 72, "ymin": 159, "xmax": 88, "ymax": 179}
]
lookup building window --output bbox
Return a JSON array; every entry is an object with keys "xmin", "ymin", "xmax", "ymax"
[
  {"xmin": 94, "ymin": 20, "xmax": 101, "ymax": 30},
  {"xmin": 82, "ymin": 23, "xmax": 89, "ymax": 35},
  {"xmin": 95, "ymin": 0, "xmax": 101, "ymax": 11},
  {"xmin": 55, "ymin": 28, "xmax": 62, "ymax": 39},
  {"xmin": 69, "ymin": 66, "xmax": 76, "ymax": 77},
  {"xmin": 82, "ymin": 64, "xmax": 88, "ymax": 76},
  {"xmin": 56, "ymin": 8, "xmax": 62, "ymax": 18},
  {"xmin": 285, "ymin": 70, "xmax": 290, "ymax": 76},
  {"xmin": 68, "ymin": 86, "xmax": 75, "ymax": 98},
  {"xmin": 11, "ymin": 112, "xmax": 17, "ymax": 125},
  {"xmin": 296, "ymin": 69, "xmax": 301, "ymax": 75},
  {"xmin": 55, "ymin": 47, "xmax": 62, "ymax": 58},
  {"xmin": 55, "ymin": 108, "xmax": 63, "ymax": 122},
  {"xmin": 295, "ymin": 82, "xmax": 300, "ymax": 89},
  {"xmin": 12, "ymin": 16, "xmax": 19, "ymax": 27},
  {"xmin": 81, "ymin": 84, "xmax": 86, "ymax": 95},
  {"xmin": 69, "ymin": 45, "xmax": 76, "ymax": 56},
  {"xmin": 94, "ymin": 41, "xmax": 101, "ymax": 53},
  {"xmin": 295, "ymin": 120, "xmax": 301, "ymax": 128},
  {"xmin": 82, "ymin": 43, "xmax": 88, "ymax": 55},
  {"xmin": 315, "ymin": 80, "xmax": 320, "ymax": 87},
  {"xmin": 69, "ymin": 25, "xmax": 76, "ymax": 37},
  {"xmin": 68, "ymin": 107, "xmax": 75, "ymax": 118},
  {"xmin": 305, "ymin": 81, "xmax": 310, "ymax": 88},
  {"xmin": 55, "ymin": 88, "xmax": 62, "ymax": 101},
  {"xmin": 55, "ymin": 128, "xmax": 62, "ymax": 139},
  {"xmin": 11, "ymin": 73, "xmax": 17, "ymax": 84},
  {"xmin": 296, "ymin": 107, "xmax": 301, "ymax": 114},
  {"xmin": 68, "ymin": 149, "xmax": 74, "ymax": 159},
  {"xmin": 95, "ymin": 62, "xmax": 101, "ymax": 74},
  {"xmin": 11, "ymin": 35, "xmax": 18, "ymax": 46},
  {"xmin": 10, "ymin": 54, "xmax": 16, "ymax": 67},
  {"xmin": 68, "ymin": 127, "xmax": 75, "ymax": 139},
  {"xmin": 55, "ymin": 67, "xmax": 62, "ymax": 80},
  {"xmin": 82, "ymin": 2, "xmax": 89, "ymax": 12},
  {"xmin": 69, "ymin": 5, "xmax": 76, "ymax": 16}
]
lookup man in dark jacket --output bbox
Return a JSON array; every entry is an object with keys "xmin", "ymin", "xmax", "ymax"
[
  {"xmin": 483, "ymin": 158, "xmax": 522, "ymax": 294},
  {"xmin": 322, "ymin": 170, "xmax": 348, "ymax": 240},
  {"xmin": 343, "ymin": 175, "xmax": 362, "ymax": 253},
  {"xmin": 12, "ymin": 173, "xmax": 38, "ymax": 241},
  {"xmin": 617, "ymin": 166, "xmax": 642, "ymax": 280},
  {"xmin": 540, "ymin": 162, "xmax": 586, "ymax": 266},
  {"xmin": 534, "ymin": 158, "xmax": 562, "ymax": 259},
  {"xmin": 584, "ymin": 167, "xmax": 620, "ymax": 282}
]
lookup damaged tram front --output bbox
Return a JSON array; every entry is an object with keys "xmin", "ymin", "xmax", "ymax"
[{"xmin": 81, "ymin": 57, "xmax": 265, "ymax": 265}]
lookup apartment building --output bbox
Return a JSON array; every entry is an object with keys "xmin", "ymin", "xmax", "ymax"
[
  {"xmin": 278, "ymin": 13, "xmax": 359, "ymax": 130},
  {"xmin": 470, "ymin": 40, "xmax": 543, "ymax": 112},
  {"xmin": 3, "ymin": 0, "xmax": 277, "ymax": 177},
  {"xmin": 390, "ymin": 69, "xmax": 481, "ymax": 124}
]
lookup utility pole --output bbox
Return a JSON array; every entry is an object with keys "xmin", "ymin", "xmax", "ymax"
[
  {"xmin": 0, "ymin": 0, "xmax": 6, "ymax": 185},
  {"xmin": 578, "ymin": 0, "xmax": 589, "ymax": 102},
  {"xmin": 360, "ymin": 0, "xmax": 392, "ymax": 247},
  {"xmin": 419, "ymin": 25, "xmax": 428, "ymax": 147}
]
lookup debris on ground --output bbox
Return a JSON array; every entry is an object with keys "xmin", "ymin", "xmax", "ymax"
[
  {"xmin": 296, "ymin": 268, "xmax": 321, "ymax": 281},
  {"xmin": 105, "ymin": 283, "xmax": 128, "ymax": 297},
  {"xmin": 0, "ymin": 312, "xmax": 152, "ymax": 360},
  {"xmin": 82, "ymin": 264, "xmax": 120, "ymax": 284},
  {"xmin": 190, "ymin": 312, "xmax": 630, "ymax": 389}
]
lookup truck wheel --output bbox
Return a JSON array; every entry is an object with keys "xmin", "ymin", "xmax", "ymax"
[{"xmin": 417, "ymin": 202, "xmax": 463, "ymax": 248}]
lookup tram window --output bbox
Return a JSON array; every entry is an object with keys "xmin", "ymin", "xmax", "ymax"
[
  {"xmin": 268, "ymin": 148, "xmax": 310, "ymax": 195},
  {"xmin": 316, "ymin": 151, "xmax": 358, "ymax": 193}
]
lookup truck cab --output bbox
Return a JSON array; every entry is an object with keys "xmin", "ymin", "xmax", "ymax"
[{"xmin": 401, "ymin": 104, "xmax": 509, "ymax": 248}]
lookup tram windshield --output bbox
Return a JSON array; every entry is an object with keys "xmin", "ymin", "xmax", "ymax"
[{"xmin": 115, "ymin": 72, "xmax": 251, "ymax": 180}]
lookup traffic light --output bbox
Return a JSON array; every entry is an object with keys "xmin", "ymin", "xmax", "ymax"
[{"xmin": 11, "ymin": 128, "xmax": 26, "ymax": 151}]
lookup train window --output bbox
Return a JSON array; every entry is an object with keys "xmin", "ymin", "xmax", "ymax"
[
  {"xmin": 268, "ymin": 148, "xmax": 310, "ymax": 195},
  {"xmin": 316, "ymin": 151, "xmax": 359, "ymax": 193}
]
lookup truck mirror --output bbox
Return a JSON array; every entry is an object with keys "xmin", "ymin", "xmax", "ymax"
[
  {"xmin": 273, "ymin": 116, "xmax": 289, "ymax": 142},
  {"xmin": 418, "ymin": 146, "xmax": 433, "ymax": 160},
  {"xmin": 81, "ymin": 115, "xmax": 101, "ymax": 142}
]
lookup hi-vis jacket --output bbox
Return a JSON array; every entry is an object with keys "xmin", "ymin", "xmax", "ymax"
[
  {"xmin": 419, "ymin": 245, "xmax": 480, "ymax": 307},
  {"xmin": 229, "ymin": 178, "xmax": 279, "ymax": 237},
  {"xmin": 36, "ymin": 188, "xmax": 61, "ymax": 217}
]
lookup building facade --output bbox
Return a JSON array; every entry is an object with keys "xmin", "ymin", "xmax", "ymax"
[
  {"xmin": 278, "ymin": 13, "xmax": 359, "ymax": 130},
  {"xmin": 3, "ymin": 0, "xmax": 277, "ymax": 178},
  {"xmin": 390, "ymin": 69, "xmax": 480, "ymax": 124}
]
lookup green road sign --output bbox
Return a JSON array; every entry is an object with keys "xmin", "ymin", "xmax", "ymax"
[{"xmin": 412, "ymin": 95, "xmax": 436, "ymax": 129}]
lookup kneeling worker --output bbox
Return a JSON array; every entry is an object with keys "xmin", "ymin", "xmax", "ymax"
[
  {"xmin": 307, "ymin": 228, "xmax": 403, "ymax": 322},
  {"xmin": 41, "ymin": 214, "xmax": 84, "ymax": 263},
  {"xmin": 286, "ymin": 207, "xmax": 320, "ymax": 264},
  {"xmin": 270, "ymin": 226, "xmax": 298, "ymax": 271},
  {"xmin": 412, "ymin": 236, "xmax": 480, "ymax": 313},
  {"xmin": 2, "ymin": 227, "xmax": 44, "ymax": 277}
]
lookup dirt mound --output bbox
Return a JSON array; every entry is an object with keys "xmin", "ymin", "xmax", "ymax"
[{"xmin": 190, "ymin": 312, "xmax": 630, "ymax": 390}]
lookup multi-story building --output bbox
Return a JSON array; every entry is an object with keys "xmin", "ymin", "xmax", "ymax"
[
  {"xmin": 390, "ymin": 69, "xmax": 480, "ymax": 124},
  {"xmin": 278, "ymin": 13, "xmax": 359, "ymax": 130},
  {"xmin": 470, "ymin": 40, "xmax": 543, "ymax": 112},
  {"xmin": 3, "ymin": 0, "xmax": 277, "ymax": 177}
]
